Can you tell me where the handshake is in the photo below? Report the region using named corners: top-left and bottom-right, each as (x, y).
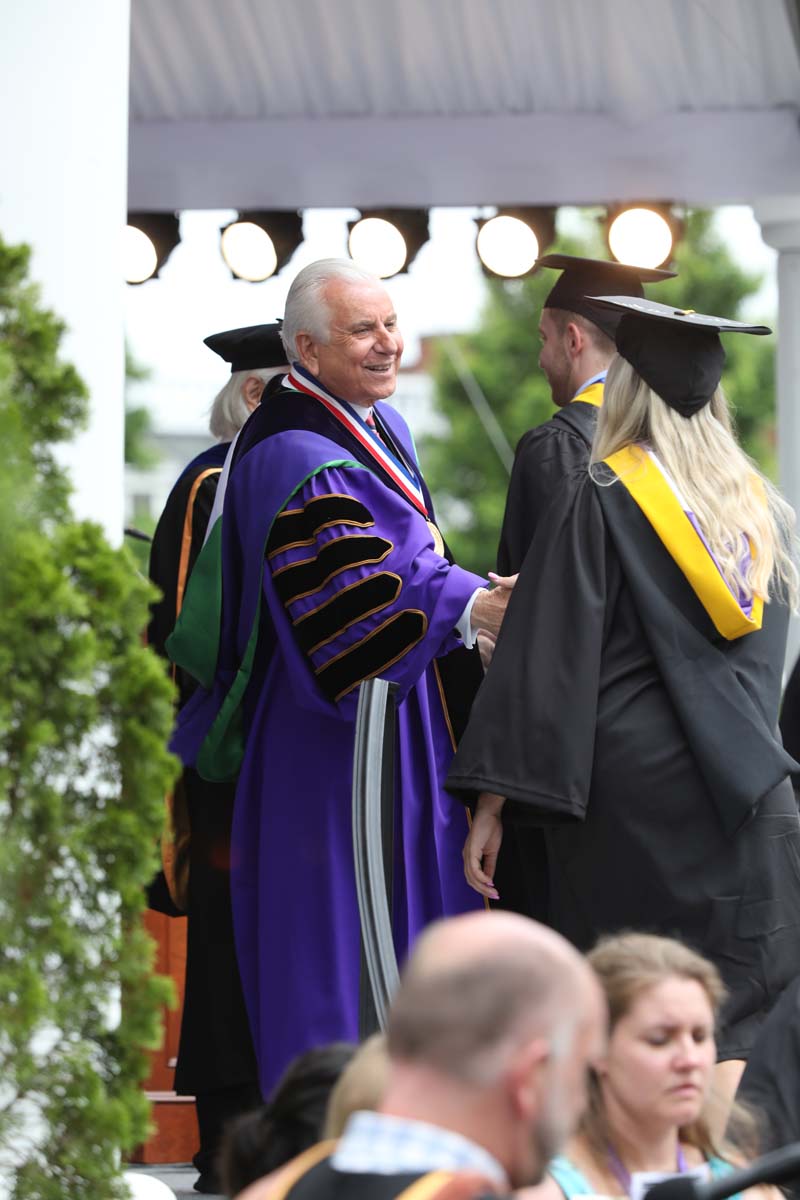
top-left (470, 571), bottom-right (517, 669)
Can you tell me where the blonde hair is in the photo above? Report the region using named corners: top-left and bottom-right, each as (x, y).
top-left (323, 1033), bottom-right (390, 1138)
top-left (591, 355), bottom-right (798, 610)
top-left (581, 933), bottom-right (757, 1162)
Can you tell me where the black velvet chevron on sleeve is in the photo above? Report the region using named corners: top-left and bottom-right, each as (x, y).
top-left (293, 571), bottom-right (402, 654)
top-left (315, 610), bottom-right (428, 702)
top-left (267, 493), bottom-right (374, 560)
top-left (271, 535), bottom-right (394, 605)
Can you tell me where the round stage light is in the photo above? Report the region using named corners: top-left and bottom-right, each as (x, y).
top-left (476, 215), bottom-right (540, 278)
top-left (124, 225), bottom-right (159, 284)
top-left (220, 221), bottom-right (278, 281)
top-left (348, 217), bottom-right (408, 278)
top-left (608, 207), bottom-right (674, 269)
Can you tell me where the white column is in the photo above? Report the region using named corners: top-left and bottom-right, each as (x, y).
top-left (0, 0), bottom-right (131, 543)
top-left (754, 197), bottom-right (800, 671)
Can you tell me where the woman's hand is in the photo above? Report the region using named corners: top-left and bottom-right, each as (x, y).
top-left (463, 792), bottom-right (506, 899)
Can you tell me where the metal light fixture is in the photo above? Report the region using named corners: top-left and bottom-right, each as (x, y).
top-left (220, 211), bottom-right (303, 281)
top-left (125, 213), bottom-right (181, 284)
top-left (475, 207), bottom-right (556, 278)
top-left (347, 209), bottom-right (430, 278)
top-left (606, 204), bottom-right (680, 269)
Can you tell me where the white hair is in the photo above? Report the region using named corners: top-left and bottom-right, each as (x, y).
top-left (281, 258), bottom-right (382, 361)
top-left (208, 365), bottom-right (286, 441)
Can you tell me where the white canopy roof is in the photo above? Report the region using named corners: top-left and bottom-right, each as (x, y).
top-left (129, 0), bottom-right (800, 210)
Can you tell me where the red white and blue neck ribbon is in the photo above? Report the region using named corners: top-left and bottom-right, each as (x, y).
top-left (286, 364), bottom-right (428, 517)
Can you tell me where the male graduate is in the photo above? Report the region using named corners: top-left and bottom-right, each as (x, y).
top-left (496, 255), bottom-right (675, 575)
top-left (168, 259), bottom-right (512, 1098)
top-left (148, 322), bottom-right (287, 1193)
top-left (492, 256), bottom-right (676, 919)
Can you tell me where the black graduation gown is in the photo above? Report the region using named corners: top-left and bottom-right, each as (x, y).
top-left (779, 655), bottom-right (800, 793)
top-left (493, 400), bottom-right (598, 920)
top-left (147, 445), bottom-right (260, 1097)
top-left (496, 401), bottom-right (598, 575)
top-left (448, 467), bottom-right (800, 1059)
top-left (737, 973), bottom-right (800, 1181)
top-left (272, 1151), bottom-right (505, 1200)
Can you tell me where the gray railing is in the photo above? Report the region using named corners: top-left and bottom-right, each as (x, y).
top-left (352, 677), bottom-right (400, 1035)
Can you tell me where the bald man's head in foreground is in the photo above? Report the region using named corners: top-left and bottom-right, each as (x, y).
top-left (383, 912), bottom-right (606, 1189)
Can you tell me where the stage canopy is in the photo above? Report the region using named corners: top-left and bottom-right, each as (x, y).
top-left (128, 0), bottom-right (800, 211)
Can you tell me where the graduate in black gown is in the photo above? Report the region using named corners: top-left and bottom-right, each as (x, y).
top-left (448, 297), bottom-right (800, 1104)
top-left (496, 255), bottom-right (675, 576)
top-left (148, 322), bottom-right (287, 1192)
top-left (493, 256), bottom-right (675, 919)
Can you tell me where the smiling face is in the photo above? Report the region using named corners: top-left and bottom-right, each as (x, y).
top-left (597, 976), bottom-right (716, 1132)
top-left (297, 277), bottom-right (404, 406)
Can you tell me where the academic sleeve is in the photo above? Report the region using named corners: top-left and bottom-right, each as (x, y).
top-left (448, 469), bottom-right (607, 821)
top-left (497, 422), bottom-right (595, 574)
top-left (265, 464), bottom-right (486, 710)
top-left (148, 467), bottom-right (221, 679)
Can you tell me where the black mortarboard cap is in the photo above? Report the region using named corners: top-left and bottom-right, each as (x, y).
top-left (203, 322), bottom-right (287, 373)
top-left (586, 295), bottom-right (771, 417)
top-left (539, 254), bottom-right (676, 337)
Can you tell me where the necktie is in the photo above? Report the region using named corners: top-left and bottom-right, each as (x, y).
top-left (365, 410), bottom-right (383, 443)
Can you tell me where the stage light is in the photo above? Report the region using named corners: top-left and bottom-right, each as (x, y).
top-left (220, 211), bottom-right (303, 281)
top-left (347, 209), bottom-right (430, 277)
top-left (125, 213), bottom-right (181, 284)
top-left (607, 205), bottom-right (676, 269)
top-left (475, 207), bottom-right (556, 278)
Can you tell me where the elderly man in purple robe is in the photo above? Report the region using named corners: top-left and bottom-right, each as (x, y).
top-left (168, 259), bottom-right (513, 1097)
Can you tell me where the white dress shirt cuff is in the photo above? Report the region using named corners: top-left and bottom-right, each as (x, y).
top-left (456, 588), bottom-right (484, 648)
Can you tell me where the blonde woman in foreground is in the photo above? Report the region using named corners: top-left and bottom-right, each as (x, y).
top-left (526, 933), bottom-right (776, 1200)
top-left (449, 297), bottom-right (800, 1116)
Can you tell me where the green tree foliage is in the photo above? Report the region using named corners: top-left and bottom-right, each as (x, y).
top-left (422, 211), bottom-right (775, 574)
top-left (0, 237), bottom-right (178, 1198)
top-left (124, 346), bottom-right (160, 470)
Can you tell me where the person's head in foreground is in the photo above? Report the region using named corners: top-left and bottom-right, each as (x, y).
top-left (588, 296), bottom-right (797, 611)
top-left (219, 1042), bottom-right (356, 1197)
top-left (532, 932), bottom-right (762, 1200)
top-left (380, 910), bottom-right (606, 1190)
top-left (280, 258), bottom-right (403, 407)
top-left (323, 1033), bottom-right (390, 1139)
top-left (536, 255), bottom-right (675, 408)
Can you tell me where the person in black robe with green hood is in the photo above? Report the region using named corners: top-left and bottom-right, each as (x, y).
top-left (447, 296), bottom-right (800, 1107)
top-left (148, 322), bottom-right (287, 1192)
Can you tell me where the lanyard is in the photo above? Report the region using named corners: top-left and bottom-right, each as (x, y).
top-left (607, 1144), bottom-right (688, 1197)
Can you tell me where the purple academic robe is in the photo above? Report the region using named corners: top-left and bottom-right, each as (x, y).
top-left (172, 397), bottom-right (484, 1095)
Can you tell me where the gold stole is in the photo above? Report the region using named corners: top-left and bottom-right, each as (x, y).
top-left (572, 380), bottom-right (604, 408)
top-left (604, 445), bottom-right (763, 640)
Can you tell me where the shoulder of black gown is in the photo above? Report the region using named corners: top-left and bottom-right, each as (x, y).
top-left (497, 411), bottom-right (595, 574)
top-left (453, 468), bottom-right (607, 821)
top-left (147, 455), bottom-right (226, 658)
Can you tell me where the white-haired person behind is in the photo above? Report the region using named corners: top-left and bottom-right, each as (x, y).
top-left (147, 321), bottom-right (288, 1194)
top-left (449, 296), bottom-right (800, 1122)
top-left (206, 323), bottom-right (289, 441)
